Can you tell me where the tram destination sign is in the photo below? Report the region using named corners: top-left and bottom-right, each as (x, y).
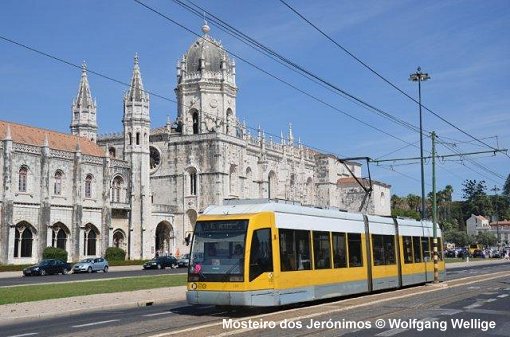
top-left (197, 220), bottom-right (247, 232)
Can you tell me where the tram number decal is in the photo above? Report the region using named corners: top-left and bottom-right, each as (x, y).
top-left (191, 282), bottom-right (207, 290)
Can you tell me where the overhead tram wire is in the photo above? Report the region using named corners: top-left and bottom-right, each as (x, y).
top-left (0, 34), bottom-right (432, 188)
top-left (170, 0), bottom-right (422, 134)
top-left (0, 33), bottom-right (357, 165)
top-left (169, 0), bottom-right (509, 182)
top-left (279, 0), bottom-right (503, 154)
top-left (133, 0), bottom-right (421, 149)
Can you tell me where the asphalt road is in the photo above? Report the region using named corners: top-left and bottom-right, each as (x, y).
top-left (0, 267), bottom-right (186, 287)
top-left (1, 263), bottom-right (509, 337)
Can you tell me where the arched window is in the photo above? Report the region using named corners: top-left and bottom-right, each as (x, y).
top-left (84, 224), bottom-right (99, 256)
top-left (306, 177), bottom-right (314, 205)
top-left (113, 229), bottom-right (126, 249)
top-left (188, 168), bottom-right (198, 196)
top-left (54, 170), bottom-right (63, 195)
top-left (18, 166), bottom-right (28, 192)
top-left (128, 132), bottom-right (132, 145)
top-left (52, 223), bottom-right (69, 250)
top-left (268, 171), bottom-right (277, 199)
top-left (14, 222), bottom-right (34, 258)
top-left (226, 108), bottom-right (233, 134)
top-left (245, 167), bottom-right (252, 198)
top-left (136, 132), bottom-right (140, 145)
top-left (111, 176), bottom-right (123, 203)
top-left (229, 164), bottom-right (237, 196)
top-left (192, 111), bottom-right (199, 134)
top-left (85, 174), bottom-right (93, 198)
top-left (108, 147), bottom-right (116, 158)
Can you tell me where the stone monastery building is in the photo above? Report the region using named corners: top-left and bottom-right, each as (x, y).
top-left (0, 24), bottom-right (391, 265)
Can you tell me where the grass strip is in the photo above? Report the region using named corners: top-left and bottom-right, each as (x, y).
top-left (0, 274), bottom-right (187, 305)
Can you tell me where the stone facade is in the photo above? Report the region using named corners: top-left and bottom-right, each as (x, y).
top-left (0, 23), bottom-right (391, 264)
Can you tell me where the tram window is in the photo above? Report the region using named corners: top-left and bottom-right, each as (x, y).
top-left (279, 229), bottom-right (311, 271)
top-left (421, 237), bottom-right (430, 261)
top-left (313, 231), bottom-right (331, 269)
top-left (249, 228), bottom-right (273, 281)
top-left (347, 233), bottom-right (363, 267)
top-left (372, 234), bottom-right (396, 266)
top-left (403, 236), bottom-right (413, 264)
top-left (413, 236), bottom-right (422, 263)
top-left (332, 232), bottom-right (347, 268)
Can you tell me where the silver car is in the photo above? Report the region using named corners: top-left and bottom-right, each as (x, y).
top-left (73, 257), bottom-right (109, 273)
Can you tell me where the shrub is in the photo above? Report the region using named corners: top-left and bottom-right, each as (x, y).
top-left (105, 247), bottom-right (126, 261)
top-left (42, 247), bottom-right (68, 262)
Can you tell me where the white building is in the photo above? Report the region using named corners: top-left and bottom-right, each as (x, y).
top-left (466, 214), bottom-right (490, 236)
top-left (0, 23), bottom-right (391, 265)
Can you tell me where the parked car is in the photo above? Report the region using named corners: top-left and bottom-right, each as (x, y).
top-left (73, 258), bottom-right (109, 273)
top-left (472, 249), bottom-right (485, 258)
top-left (143, 256), bottom-right (178, 269)
top-left (491, 250), bottom-right (501, 258)
top-left (445, 250), bottom-right (456, 258)
top-left (177, 254), bottom-right (190, 268)
top-left (23, 259), bottom-right (71, 276)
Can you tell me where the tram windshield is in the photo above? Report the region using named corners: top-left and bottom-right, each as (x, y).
top-left (189, 220), bottom-right (248, 282)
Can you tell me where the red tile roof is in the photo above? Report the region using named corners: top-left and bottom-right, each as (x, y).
top-left (0, 120), bottom-right (105, 157)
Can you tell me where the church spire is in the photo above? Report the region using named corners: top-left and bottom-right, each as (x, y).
top-left (126, 53), bottom-right (148, 102)
top-left (70, 62), bottom-right (98, 142)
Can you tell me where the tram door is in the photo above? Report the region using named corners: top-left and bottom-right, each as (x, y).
top-left (248, 228), bottom-right (274, 289)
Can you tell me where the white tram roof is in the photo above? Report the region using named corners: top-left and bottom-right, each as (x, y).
top-left (202, 200), bottom-right (440, 237)
top-left (203, 199), bottom-right (365, 221)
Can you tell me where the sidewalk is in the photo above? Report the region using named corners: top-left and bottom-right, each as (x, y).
top-left (446, 258), bottom-right (509, 269)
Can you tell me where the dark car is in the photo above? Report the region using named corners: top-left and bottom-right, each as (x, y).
top-left (445, 250), bottom-right (456, 258)
top-left (472, 249), bottom-right (485, 258)
top-left (23, 259), bottom-right (71, 276)
top-left (143, 256), bottom-right (178, 270)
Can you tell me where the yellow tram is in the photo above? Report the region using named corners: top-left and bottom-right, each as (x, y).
top-left (186, 200), bottom-right (444, 307)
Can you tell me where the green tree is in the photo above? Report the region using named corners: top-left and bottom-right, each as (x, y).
top-left (475, 231), bottom-right (497, 247)
top-left (503, 173), bottom-right (510, 197)
top-left (443, 229), bottom-right (474, 247)
top-left (462, 179), bottom-right (492, 217)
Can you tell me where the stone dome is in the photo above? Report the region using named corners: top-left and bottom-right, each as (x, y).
top-left (183, 24), bottom-right (234, 74)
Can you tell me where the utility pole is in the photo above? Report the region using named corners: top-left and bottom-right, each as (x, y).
top-left (431, 131), bottom-right (439, 283)
top-left (409, 67), bottom-right (430, 220)
top-left (491, 185), bottom-right (500, 248)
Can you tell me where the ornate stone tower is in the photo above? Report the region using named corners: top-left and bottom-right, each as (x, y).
top-left (70, 63), bottom-right (98, 142)
top-left (123, 54), bottom-right (151, 259)
top-left (175, 22), bottom-right (238, 136)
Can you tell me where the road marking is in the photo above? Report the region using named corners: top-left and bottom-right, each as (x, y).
top-left (149, 271), bottom-right (510, 337)
top-left (486, 298), bottom-right (497, 302)
top-left (497, 294), bottom-right (509, 298)
top-left (464, 303), bottom-right (482, 309)
top-left (143, 311), bottom-right (174, 317)
top-left (467, 286), bottom-right (480, 289)
top-left (435, 309), bottom-right (462, 316)
top-left (72, 319), bottom-right (120, 328)
top-left (376, 328), bottom-right (407, 336)
top-left (6, 333), bottom-right (39, 337)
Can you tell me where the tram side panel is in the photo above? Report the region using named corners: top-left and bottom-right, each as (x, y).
top-left (366, 215), bottom-right (400, 291)
top-left (272, 212), bottom-right (369, 305)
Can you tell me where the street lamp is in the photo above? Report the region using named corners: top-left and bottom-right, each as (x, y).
top-left (409, 67), bottom-right (430, 220)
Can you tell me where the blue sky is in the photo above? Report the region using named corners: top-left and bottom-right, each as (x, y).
top-left (1, 0), bottom-right (509, 200)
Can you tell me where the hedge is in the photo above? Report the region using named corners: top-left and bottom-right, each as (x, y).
top-left (42, 247), bottom-right (68, 261)
top-left (105, 247), bottom-right (126, 261)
